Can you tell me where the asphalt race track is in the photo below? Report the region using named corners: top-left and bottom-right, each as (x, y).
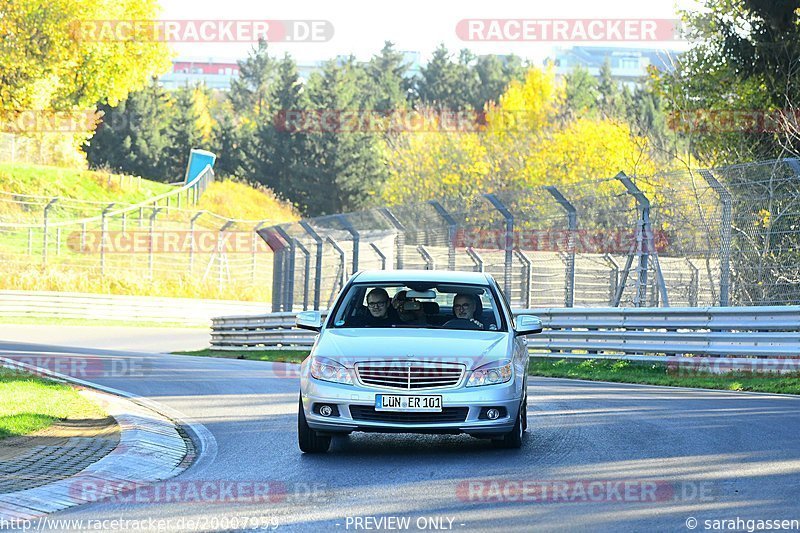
top-left (2, 333), bottom-right (800, 532)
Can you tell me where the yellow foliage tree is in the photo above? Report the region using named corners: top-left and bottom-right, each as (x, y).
top-left (382, 66), bottom-right (659, 209)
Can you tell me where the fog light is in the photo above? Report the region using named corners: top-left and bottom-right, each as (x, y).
top-left (319, 405), bottom-right (333, 417)
top-left (486, 408), bottom-right (501, 420)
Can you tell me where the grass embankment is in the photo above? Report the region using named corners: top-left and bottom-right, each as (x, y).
top-left (0, 164), bottom-right (297, 301)
top-left (529, 357), bottom-right (800, 395)
top-left (0, 163), bottom-right (172, 219)
top-left (172, 348), bottom-right (310, 363)
top-left (196, 180), bottom-right (297, 222)
top-left (172, 349), bottom-right (800, 395)
top-left (0, 368), bottom-right (104, 439)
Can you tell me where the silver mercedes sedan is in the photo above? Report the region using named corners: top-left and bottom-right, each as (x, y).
top-left (295, 270), bottom-right (542, 453)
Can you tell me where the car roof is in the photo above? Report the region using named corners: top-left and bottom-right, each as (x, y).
top-left (352, 270), bottom-right (494, 285)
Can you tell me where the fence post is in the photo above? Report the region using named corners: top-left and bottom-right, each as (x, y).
top-left (189, 211), bottom-right (204, 274)
top-left (614, 172), bottom-right (669, 307)
top-left (27, 228), bottom-right (32, 255)
top-left (337, 214), bottom-right (359, 275)
top-left (416, 245), bottom-right (435, 270)
top-left (294, 238), bottom-right (311, 310)
top-left (274, 226), bottom-right (296, 312)
top-left (370, 243), bottom-right (387, 270)
top-left (258, 227), bottom-right (289, 312)
top-left (484, 194), bottom-right (515, 299)
top-left (100, 203), bottom-right (115, 276)
top-left (56, 227), bottom-right (61, 256)
top-left (686, 257), bottom-right (699, 307)
top-left (378, 207), bottom-right (406, 269)
top-left (299, 221), bottom-right (324, 310)
top-left (466, 246), bottom-right (484, 272)
top-left (326, 236), bottom-right (347, 307)
top-left (42, 198), bottom-right (58, 265)
top-left (513, 247), bottom-right (532, 308)
top-left (699, 169), bottom-right (732, 306)
top-left (603, 253), bottom-right (620, 306)
top-left (148, 207), bottom-right (162, 279)
top-left (215, 221), bottom-right (235, 292)
top-left (428, 201), bottom-right (457, 271)
top-left (544, 186), bottom-right (577, 307)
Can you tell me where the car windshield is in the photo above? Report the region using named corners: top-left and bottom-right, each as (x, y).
top-left (329, 283), bottom-right (506, 332)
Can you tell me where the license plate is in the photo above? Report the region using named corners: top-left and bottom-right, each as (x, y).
top-left (375, 394), bottom-right (442, 412)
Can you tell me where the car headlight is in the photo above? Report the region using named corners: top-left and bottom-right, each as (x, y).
top-left (466, 359), bottom-right (513, 387)
top-left (310, 356), bottom-right (353, 385)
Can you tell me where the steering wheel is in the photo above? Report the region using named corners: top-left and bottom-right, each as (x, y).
top-left (442, 318), bottom-right (484, 330)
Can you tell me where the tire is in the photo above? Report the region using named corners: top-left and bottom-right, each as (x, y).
top-left (493, 399), bottom-right (525, 449)
top-left (297, 396), bottom-right (331, 453)
top-left (521, 394), bottom-right (528, 431)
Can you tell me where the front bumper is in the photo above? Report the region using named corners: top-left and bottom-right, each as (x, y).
top-left (300, 376), bottom-right (522, 437)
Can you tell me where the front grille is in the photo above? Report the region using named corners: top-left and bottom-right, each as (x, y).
top-left (355, 361), bottom-right (465, 390)
top-left (349, 406), bottom-right (469, 424)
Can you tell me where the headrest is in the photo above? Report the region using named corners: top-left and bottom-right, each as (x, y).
top-left (422, 302), bottom-right (440, 314)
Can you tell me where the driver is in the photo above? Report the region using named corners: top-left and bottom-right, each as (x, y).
top-left (449, 293), bottom-right (485, 330)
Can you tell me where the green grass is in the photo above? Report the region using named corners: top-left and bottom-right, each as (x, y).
top-left (0, 163), bottom-right (172, 206)
top-left (0, 368), bottom-right (105, 439)
top-left (529, 357), bottom-right (800, 395)
top-left (0, 316), bottom-right (207, 328)
top-left (172, 350), bottom-right (800, 395)
top-left (173, 348), bottom-right (310, 363)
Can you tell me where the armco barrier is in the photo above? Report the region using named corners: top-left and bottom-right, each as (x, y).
top-left (0, 290), bottom-right (268, 325)
top-left (211, 306), bottom-right (800, 360)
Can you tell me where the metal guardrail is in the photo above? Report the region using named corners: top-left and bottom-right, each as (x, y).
top-left (0, 290), bottom-right (268, 325)
top-left (210, 306), bottom-right (800, 360)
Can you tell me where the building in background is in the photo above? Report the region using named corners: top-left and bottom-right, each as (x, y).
top-left (161, 51), bottom-right (423, 90)
top-left (550, 46), bottom-right (682, 87)
top-left (160, 58), bottom-right (242, 90)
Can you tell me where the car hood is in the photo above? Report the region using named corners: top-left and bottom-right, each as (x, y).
top-left (313, 328), bottom-right (510, 370)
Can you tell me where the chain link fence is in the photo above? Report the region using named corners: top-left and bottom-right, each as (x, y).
top-left (1, 158), bottom-right (797, 308)
top-left (261, 158), bottom-right (800, 311)
top-left (0, 167), bottom-right (279, 301)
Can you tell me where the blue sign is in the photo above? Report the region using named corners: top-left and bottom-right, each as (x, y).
top-left (184, 149), bottom-right (216, 185)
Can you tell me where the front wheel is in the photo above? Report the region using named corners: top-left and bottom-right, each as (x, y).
top-left (298, 396), bottom-right (331, 453)
top-left (493, 399), bottom-right (525, 449)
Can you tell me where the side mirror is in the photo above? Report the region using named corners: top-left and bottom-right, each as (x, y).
top-left (296, 311), bottom-right (323, 332)
top-left (515, 315), bottom-right (543, 336)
